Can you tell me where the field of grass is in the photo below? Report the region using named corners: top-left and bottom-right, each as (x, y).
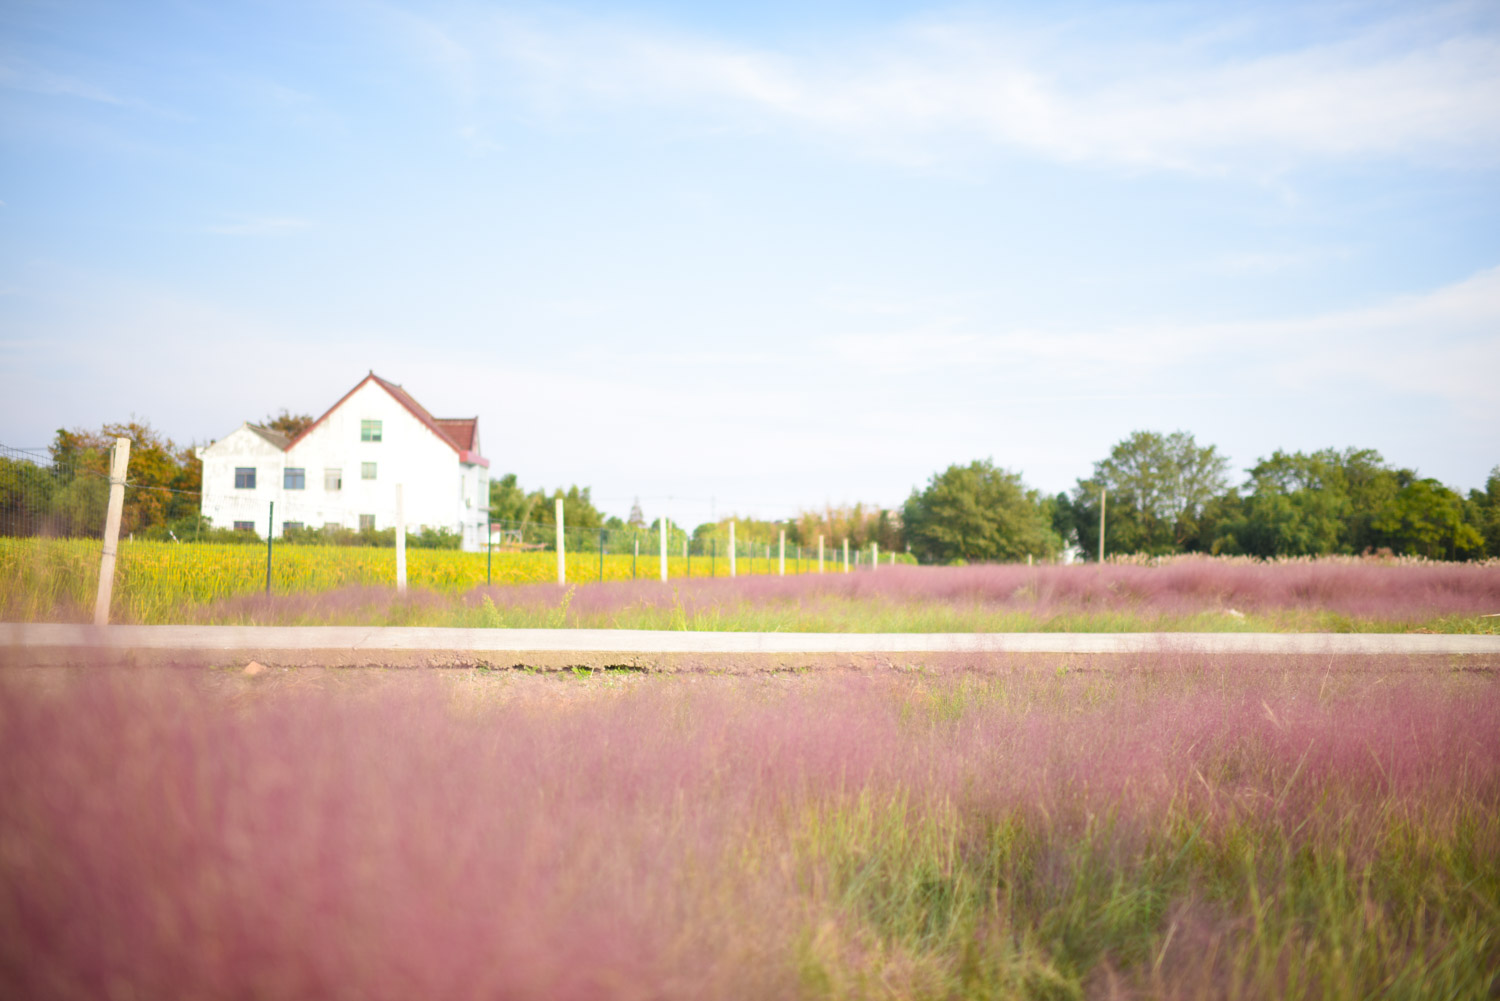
top-left (3, 539), bottom-right (1497, 631)
top-left (3, 655), bottom-right (1496, 999)
top-left (181, 559), bottom-right (1499, 633)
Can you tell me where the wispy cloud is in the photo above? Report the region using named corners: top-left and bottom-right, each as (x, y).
top-left (824, 264), bottom-right (1500, 420)
top-left (204, 217), bottom-right (313, 236)
top-left (386, 4), bottom-right (1500, 173)
top-left (0, 58), bottom-right (184, 119)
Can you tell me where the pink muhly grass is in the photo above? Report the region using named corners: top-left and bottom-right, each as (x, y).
top-left (1, 655), bottom-right (1496, 998)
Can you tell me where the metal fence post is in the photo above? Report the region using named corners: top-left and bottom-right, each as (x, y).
top-left (779, 529), bottom-right (785, 576)
top-left (92, 437), bottom-right (130, 626)
top-left (487, 525), bottom-right (492, 586)
top-left (598, 528), bottom-right (604, 582)
top-left (729, 521), bottom-right (736, 577)
top-left (659, 518), bottom-right (668, 582)
top-left (633, 532), bottom-right (638, 580)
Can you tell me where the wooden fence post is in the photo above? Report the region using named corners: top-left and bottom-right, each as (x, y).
top-left (395, 484), bottom-right (407, 593)
top-left (92, 437), bottom-right (130, 626)
top-left (556, 497), bottom-right (566, 585)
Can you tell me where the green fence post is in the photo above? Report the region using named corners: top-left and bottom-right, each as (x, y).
top-left (599, 529), bottom-right (605, 582)
top-left (711, 539), bottom-right (716, 577)
top-left (486, 525), bottom-right (492, 586)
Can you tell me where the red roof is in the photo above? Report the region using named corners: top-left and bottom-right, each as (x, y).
top-left (435, 418), bottom-right (477, 451)
top-left (283, 373), bottom-right (487, 465)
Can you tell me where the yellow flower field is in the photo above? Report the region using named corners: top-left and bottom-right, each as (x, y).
top-left (0, 537), bottom-right (838, 623)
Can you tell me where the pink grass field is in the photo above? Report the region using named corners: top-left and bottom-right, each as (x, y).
top-left (2, 654), bottom-right (1497, 998)
top-left (189, 557), bottom-right (1500, 629)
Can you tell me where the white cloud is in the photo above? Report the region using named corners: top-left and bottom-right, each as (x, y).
top-left (389, 5), bottom-right (1500, 173)
top-left (823, 265), bottom-right (1500, 421)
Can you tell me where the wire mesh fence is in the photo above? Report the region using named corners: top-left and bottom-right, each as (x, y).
top-left (2, 441), bottom-right (900, 624)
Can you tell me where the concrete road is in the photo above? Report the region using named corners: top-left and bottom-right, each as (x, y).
top-left (4, 623), bottom-right (1498, 657)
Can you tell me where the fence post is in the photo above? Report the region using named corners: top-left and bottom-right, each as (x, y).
top-left (92, 437), bottom-right (131, 626)
top-left (843, 537), bottom-right (849, 573)
top-left (712, 539), bottom-right (716, 577)
top-left (486, 524), bottom-right (492, 586)
top-left (266, 500), bottom-right (274, 598)
top-left (729, 521), bottom-right (736, 577)
top-left (872, 542), bottom-right (878, 571)
top-left (599, 528), bottom-right (605, 582)
top-left (659, 518), bottom-right (668, 582)
top-left (556, 497), bottom-right (566, 585)
top-left (395, 484), bottom-right (407, 593)
top-left (633, 533), bottom-right (638, 580)
top-left (779, 529), bottom-right (785, 576)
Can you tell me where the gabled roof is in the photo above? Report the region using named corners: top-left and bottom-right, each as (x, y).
top-left (283, 373), bottom-right (487, 466)
top-left (246, 424), bottom-right (291, 449)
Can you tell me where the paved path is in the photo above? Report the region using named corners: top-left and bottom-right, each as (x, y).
top-left (4, 623), bottom-right (1497, 656)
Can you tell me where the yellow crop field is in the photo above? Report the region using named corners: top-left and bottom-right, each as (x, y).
top-left (0, 537), bottom-right (836, 623)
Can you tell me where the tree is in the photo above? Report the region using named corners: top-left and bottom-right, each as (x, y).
top-left (261, 409), bottom-right (316, 438)
top-left (902, 460), bottom-right (1060, 564)
top-left (488, 473), bottom-right (536, 525)
top-left (1371, 478), bottom-right (1483, 560)
top-left (43, 422), bottom-right (199, 535)
top-left (1466, 466), bottom-right (1500, 558)
top-left (1073, 430), bottom-right (1229, 557)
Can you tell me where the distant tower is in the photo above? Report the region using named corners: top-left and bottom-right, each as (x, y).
top-left (628, 496), bottom-right (646, 529)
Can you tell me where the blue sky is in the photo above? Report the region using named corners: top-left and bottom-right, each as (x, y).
top-left (3, 0), bottom-right (1498, 529)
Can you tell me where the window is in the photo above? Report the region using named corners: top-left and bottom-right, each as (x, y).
top-left (359, 514), bottom-right (376, 531)
top-left (324, 468), bottom-right (342, 491)
top-left (234, 467), bottom-right (256, 489)
top-left (283, 521), bottom-right (304, 533)
top-left (323, 522), bottom-right (341, 532)
top-left (361, 419), bottom-right (382, 442)
top-left (284, 467), bottom-right (305, 490)
top-left (233, 520), bottom-right (255, 532)
top-left (362, 461), bottom-right (377, 480)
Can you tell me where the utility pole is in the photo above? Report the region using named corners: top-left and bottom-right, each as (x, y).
top-left (1098, 486), bottom-right (1107, 564)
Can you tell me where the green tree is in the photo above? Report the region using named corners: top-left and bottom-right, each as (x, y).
top-left (1466, 466), bottom-right (1500, 557)
top-left (902, 460), bottom-right (1059, 564)
top-left (1073, 430), bottom-right (1229, 557)
top-left (1371, 478), bottom-right (1483, 560)
top-left (488, 473), bottom-right (536, 525)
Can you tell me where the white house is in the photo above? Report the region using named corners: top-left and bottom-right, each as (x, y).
top-left (198, 373), bottom-right (490, 551)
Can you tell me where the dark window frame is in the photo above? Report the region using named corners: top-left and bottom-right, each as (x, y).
top-left (234, 467), bottom-right (256, 489)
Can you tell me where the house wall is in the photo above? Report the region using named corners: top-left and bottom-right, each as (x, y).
top-left (198, 426), bottom-right (288, 534)
top-left (200, 381), bottom-right (491, 551)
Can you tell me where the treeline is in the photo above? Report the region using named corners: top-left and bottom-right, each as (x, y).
top-left (906, 432), bottom-right (1499, 564)
top-left (1056, 432), bottom-right (1497, 562)
top-left (491, 430), bottom-right (1499, 565)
